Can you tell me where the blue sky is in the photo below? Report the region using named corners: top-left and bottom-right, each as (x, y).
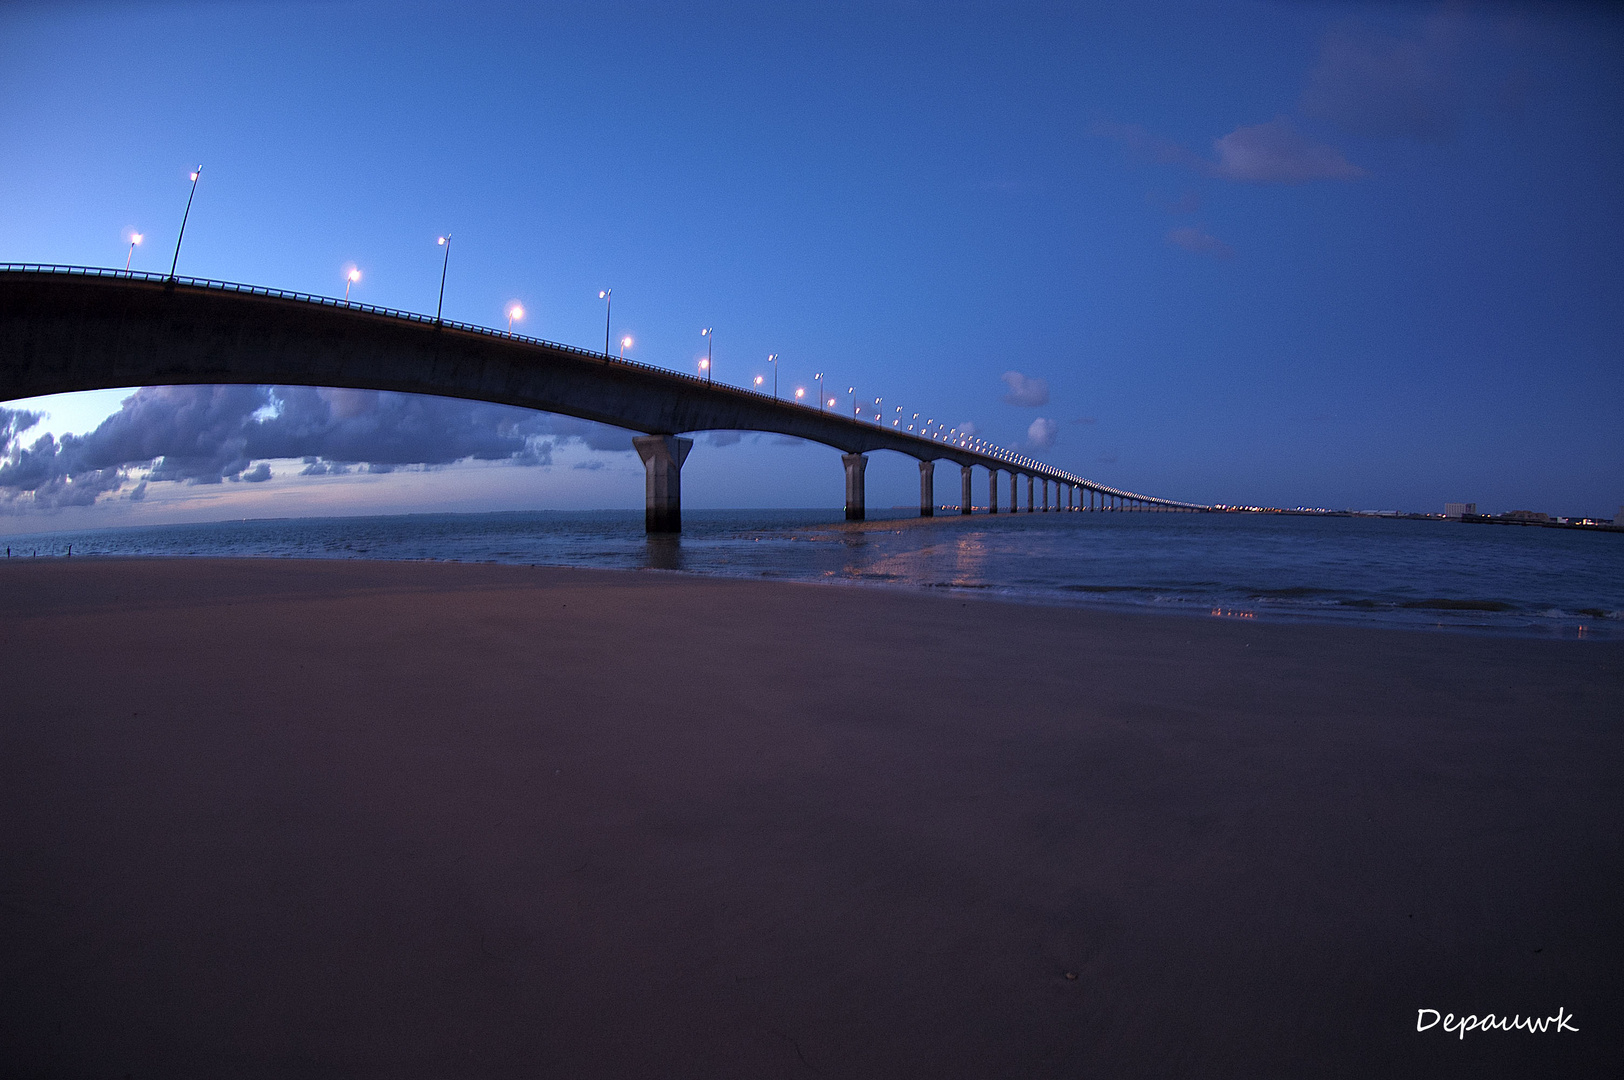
top-left (2, 0), bottom-right (1621, 530)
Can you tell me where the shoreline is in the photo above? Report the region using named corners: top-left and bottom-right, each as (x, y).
top-left (3, 557), bottom-right (1620, 1077)
top-left (2, 546), bottom-right (1618, 641)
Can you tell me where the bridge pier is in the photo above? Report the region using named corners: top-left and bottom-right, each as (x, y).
top-left (633, 434), bottom-right (693, 534)
top-left (1027, 475), bottom-right (1035, 513)
top-left (843, 453), bottom-right (868, 521)
top-left (1008, 472), bottom-right (1018, 514)
top-left (960, 465), bottom-right (973, 514)
top-left (918, 459), bottom-right (934, 517)
top-left (1042, 479), bottom-right (1050, 512)
top-left (987, 466), bottom-right (998, 513)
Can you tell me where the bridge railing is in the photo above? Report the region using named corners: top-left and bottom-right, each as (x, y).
top-left (1, 263), bottom-right (1210, 509)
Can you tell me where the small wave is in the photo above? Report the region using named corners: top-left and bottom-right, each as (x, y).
top-left (1400, 598), bottom-right (1516, 612)
top-left (1248, 586), bottom-right (1330, 599)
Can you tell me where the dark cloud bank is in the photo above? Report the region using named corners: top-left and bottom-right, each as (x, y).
top-left (0, 386), bottom-right (636, 510)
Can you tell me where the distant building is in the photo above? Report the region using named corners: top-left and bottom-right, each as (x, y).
top-left (1502, 510), bottom-right (1549, 522)
top-left (1444, 502), bottom-right (1476, 518)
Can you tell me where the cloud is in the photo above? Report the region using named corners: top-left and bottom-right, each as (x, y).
top-left (1095, 117), bottom-right (1364, 184)
top-left (1001, 371), bottom-right (1050, 407)
top-left (0, 385), bottom-right (643, 512)
top-left (955, 421), bottom-right (979, 437)
top-left (1209, 118), bottom-right (1366, 183)
top-left (1166, 226), bottom-right (1234, 259)
top-left (1027, 417), bottom-right (1058, 449)
top-left (706, 430), bottom-right (744, 447)
top-left (1301, 26), bottom-right (1459, 140)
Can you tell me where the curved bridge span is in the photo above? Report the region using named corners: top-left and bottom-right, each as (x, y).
top-left (1, 266), bottom-right (1211, 530)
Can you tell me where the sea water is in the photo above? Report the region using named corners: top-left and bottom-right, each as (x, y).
top-left (5, 509), bottom-right (1621, 638)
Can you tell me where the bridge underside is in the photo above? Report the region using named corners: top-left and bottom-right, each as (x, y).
top-left (0, 270), bottom-right (1205, 531)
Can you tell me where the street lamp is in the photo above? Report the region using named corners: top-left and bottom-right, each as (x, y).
top-left (168, 166), bottom-right (201, 280)
top-left (621, 334), bottom-right (633, 358)
top-left (814, 372), bottom-right (825, 410)
top-left (507, 302), bottom-right (524, 335)
top-left (701, 327), bottom-right (714, 383)
top-left (753, 375), bottom-right (764, 389)
top-left (125, 232), bottom-right (142, 271)
top-left (795, 387), bottom-right (806, 401)
top-left (767, 353), bottom-right (779, 398)
top-left (436, 235), bottom-right (452, 323)
top-left (345, 267), bottom-right (361, 302)
top-left (599, 289), bottom-right (612, 357)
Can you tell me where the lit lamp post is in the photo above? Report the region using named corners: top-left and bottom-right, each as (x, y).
top-left (507, 302), bottom-right (524, 335)
top-left (767, 353), bottom-right (779, 398)
top-left (700, 327), bottom-right (714, 383)
top-left (168, 166), bottom-right (202, 280)
top-left (436, 235), bottom-right (452, 323)
top-left (795, 387), bottom-right (806, 402)
top-left (345, 267), bottom-right (361, 302)
top-left (125, 232), bottom-right (142, 270)
top-left (599, 289), bottom-right (612, 357)
top-left (621, 334), bottom-right (633, 358)
top-left (814, 372), bottom-right (825, 411)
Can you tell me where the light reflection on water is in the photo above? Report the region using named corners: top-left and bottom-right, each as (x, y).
top-left (6, 508), bottom-right (1622, 638)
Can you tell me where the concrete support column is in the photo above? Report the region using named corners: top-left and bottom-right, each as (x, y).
top-left (1026, 475), bottom-right (1035, 513)
top-left (960, 464), bottom-right (973, 514)
top-left (918, 459), bottom-right (934, 517)
top-left (1041, 479), bottom-right (1050, 512)
top-left (987, 467), bottom-right (998, 514)
top-left (1067, 485), bottom-right (1074, 511)
top-left (632, 434), bottom-right (693, 534)
top-left (843, 453), bottom-right (868, 521)
top-left (1009, 472), bottom-right (1019, 513)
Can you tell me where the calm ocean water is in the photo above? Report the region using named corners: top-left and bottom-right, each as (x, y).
top-left (5, 509), bottom-right (1621, 638)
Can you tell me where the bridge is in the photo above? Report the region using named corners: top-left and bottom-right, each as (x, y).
top-left (0, 265), bottom-right (1211, 531)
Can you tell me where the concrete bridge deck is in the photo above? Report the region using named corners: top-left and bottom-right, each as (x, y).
top-left (0, 266), bottom-right (1211, 529)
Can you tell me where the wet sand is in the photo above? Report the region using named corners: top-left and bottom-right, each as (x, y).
top-left (1, 558), bottom-right (1619, 1078)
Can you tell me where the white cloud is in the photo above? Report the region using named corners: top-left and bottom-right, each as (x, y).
top-left (1027, 417), bottom-right (1058, 449)
top-left (1096, 117), bottom-right (1365, 184)
top-left (1001, 371), bottom-right (1050, 407)
top-left (1210, 118), bottom-right (1366, 183)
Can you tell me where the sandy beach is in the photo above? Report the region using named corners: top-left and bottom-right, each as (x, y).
top-left (1, 557), bottom-right (1618, 1078)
